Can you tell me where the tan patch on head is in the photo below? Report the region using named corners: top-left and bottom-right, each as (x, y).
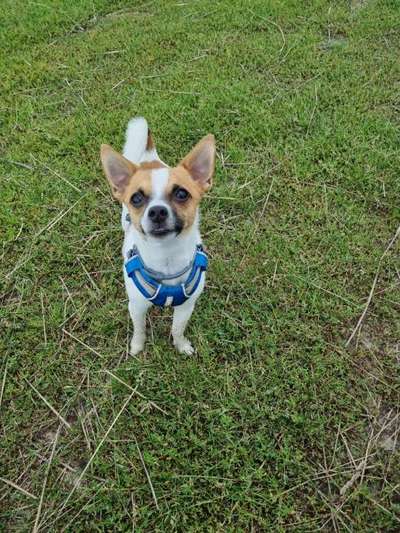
top-left (140, 160), bottom-right (166, 170)
top-left (120, 168), bottom-right (153, 233)
top-left (167, 166), bottom-right (206, 232)
top-left (108, 160), bottom-right (165, 233)
top-left (120, 164), bottom-right (208, 235)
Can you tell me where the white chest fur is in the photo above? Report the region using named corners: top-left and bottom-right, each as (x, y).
top-left (122, 213), bottom-right (202, 286)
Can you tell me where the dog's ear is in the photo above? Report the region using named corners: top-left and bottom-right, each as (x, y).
top-left (180, 134), bottom-right (215, 191)
top-left (100, 144), bottom-right (137, 198)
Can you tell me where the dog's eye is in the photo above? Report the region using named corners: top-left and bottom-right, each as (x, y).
top-left (173, 187), bottom-right (190, 202)
top-left (131, 191), bottom-right (145, 207)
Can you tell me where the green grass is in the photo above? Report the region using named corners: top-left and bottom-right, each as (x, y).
top-left (1, 0), bottom-right (400, 530)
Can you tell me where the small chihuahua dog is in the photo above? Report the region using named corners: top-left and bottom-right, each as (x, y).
top-left (100, 118), bottom-right (215, 355)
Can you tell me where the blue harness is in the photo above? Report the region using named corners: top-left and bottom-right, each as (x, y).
top-left (125, 244), bottom-right (208, 307)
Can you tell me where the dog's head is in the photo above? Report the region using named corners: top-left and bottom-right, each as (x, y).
top-left (100, 133), bottom-right (215, 238)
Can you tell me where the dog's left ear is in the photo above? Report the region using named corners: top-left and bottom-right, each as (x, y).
top-left (100, 144), bottom-right (138, 199)
top-left (180, 134), bottom-right (215, 191)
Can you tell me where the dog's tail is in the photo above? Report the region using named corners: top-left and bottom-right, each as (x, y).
top-left (123, 117), bottom-right (160, 164)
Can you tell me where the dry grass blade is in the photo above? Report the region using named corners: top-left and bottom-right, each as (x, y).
top-left (234, 176), bottom-right (275, 277)
top-left (40, 291), bottom-right (47, 346)
top-left (346, 225), bottom-right (400, 346)
top-left (317, 489), bottom-right (351, 532)
top-left (0, 457), bottom-right (38, 505)
top-left (25, 379), bottom-right (71, 430)
top-left (340, 430), bottom-right (356, 468)
top-left (40, 482), bottom-right (105, 531)
top-left (131, 493), bottom-right (137, 532)
top-left (5, 243), bottom-right (35, 280)
top-left (56, 389), bottom-right (136, 520)
top-left (103, 369), bottom-right (168, 415)
top-left (339, 411), bottom-right (400, 497)
top-left (0, 358), bottom-right (8, 411)
top-left (291, 273), bottom-right (358, 307)
top-left (306, 84), bottom-right (319, 135)
top-left (62, 328), bottom-right (103, 358)
top-left (30, 154), bottom-right (82, 193)
top-left (77, 258), bottom-right (100, 292)
top-left (0, 477), bottom-right (37, 500)
top-left (34, 195), bottom-right (86, 239)
top-left (111, 78), bottom-right (126, 90)
top-left (134, 436), bottom-right (159, 510)
top-left (59, 484), bottom-right (105, 532)
top-left (33, 425), bottom-right (60, 533)
top-left (248, 9), bottom-right (286, 54)
top-left (346, 270), bottom-right (380, 347)
top-left (364, 494), bottom-right (400, 524)
top-left (3, 158), bottom-right (33, 170)
top-left (278, 461), bottom-right (377, 498)
top-left (339, 458), bottom-right (366, 496)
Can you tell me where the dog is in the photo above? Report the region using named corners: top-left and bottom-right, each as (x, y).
top-left (100, 117), bottom-right (215, 355)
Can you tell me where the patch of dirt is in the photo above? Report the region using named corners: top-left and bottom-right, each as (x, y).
top-left (375, 403), bottom-right (400, 452)
top-left (351, 0), bottom-right (369, 11)
top-left (320, 36), bottom-right (348, 51)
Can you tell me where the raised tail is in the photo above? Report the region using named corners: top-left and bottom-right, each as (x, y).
top-left (123, 116), bottom-right (160, 164)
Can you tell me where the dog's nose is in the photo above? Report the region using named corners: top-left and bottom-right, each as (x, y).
top-left (148, 205), bottom-right (169, 223)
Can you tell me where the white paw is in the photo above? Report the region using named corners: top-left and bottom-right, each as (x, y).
top-left (130, 336), bottom-right (145, 356)
top-left (174, 337), bottom-right (194, 355)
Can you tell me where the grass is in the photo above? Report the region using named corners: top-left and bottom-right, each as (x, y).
top-left (1, 0), bottom-right (400, 530)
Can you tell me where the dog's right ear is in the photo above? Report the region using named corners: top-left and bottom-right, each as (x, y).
top-left (180, 134), bottom-right (215, 192)
top-left (100, 144), bottom-right (137, 198)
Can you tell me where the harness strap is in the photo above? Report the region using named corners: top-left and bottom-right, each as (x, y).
top-left (125, 245), bottom-right (208, 307)
top-left (127, 245), bottom-right (196, 281)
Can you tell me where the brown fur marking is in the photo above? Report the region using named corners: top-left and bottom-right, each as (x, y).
top-left (118, 165), bottom-right (208, 234)
top-left (167, 166), bottom-right (206, 231)
top-left (146, 130), bottom-right (155, 151)
top-left (120, 169), bottom-right (153, 233)
top-left (139, 160), bottom-right (166, 170)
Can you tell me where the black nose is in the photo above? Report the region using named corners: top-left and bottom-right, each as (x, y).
top-left (148, 205), bottom-right (169, 223)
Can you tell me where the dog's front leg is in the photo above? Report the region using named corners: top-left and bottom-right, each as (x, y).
top-left (129, 298), bottom-right (151, 355)
top-left (172, 300), bottom-right (196, 355)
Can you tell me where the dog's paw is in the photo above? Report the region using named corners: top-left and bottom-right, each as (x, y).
top-left (130, 336), bottom-right (145, 356)
top-left (174, 337), bottom-right (194, 355)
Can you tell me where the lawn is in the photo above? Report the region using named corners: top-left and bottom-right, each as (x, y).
top-left (1, 0), bottom-right (400, 530)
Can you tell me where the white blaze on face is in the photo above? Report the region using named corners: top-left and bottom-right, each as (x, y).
top-left (150, 168), bottom-right (169, 201)
top-left (141, 167), bottom-right (175, 235)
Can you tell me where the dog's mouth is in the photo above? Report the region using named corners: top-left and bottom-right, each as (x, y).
top-left (150, 227), bottom-right (173, 237)
top-left (143, 212), bottom-right (184, 238)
